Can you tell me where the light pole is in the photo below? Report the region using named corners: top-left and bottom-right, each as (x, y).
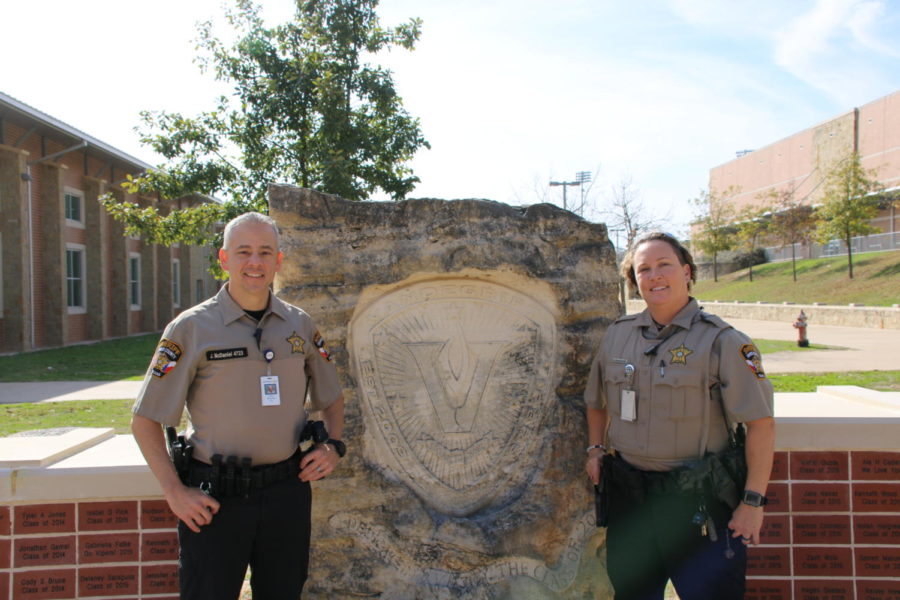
top-left (576, 171), bottom-right (591, 211)
top-left (549, 179), bottom-right (580, 211)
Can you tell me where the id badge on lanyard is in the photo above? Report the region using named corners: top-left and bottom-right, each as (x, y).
top-left (621, 364), bottom-right (636, 421)
top-left (260, 348), bottom-right (281, 406)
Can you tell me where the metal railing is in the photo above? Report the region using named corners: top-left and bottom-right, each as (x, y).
top-left (763, 231), bottom-right (900, 262)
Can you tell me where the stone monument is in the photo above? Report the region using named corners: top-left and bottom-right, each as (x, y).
top-left (270, 186), bottom-right (621, 599)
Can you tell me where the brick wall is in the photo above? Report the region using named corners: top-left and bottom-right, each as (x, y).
top-left (1, 500), bottom-right (179, 599)
top-left (746, 450), bottom-right (900, 600)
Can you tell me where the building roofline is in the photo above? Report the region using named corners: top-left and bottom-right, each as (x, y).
top-left (0, 90), bottom-right (153, 171)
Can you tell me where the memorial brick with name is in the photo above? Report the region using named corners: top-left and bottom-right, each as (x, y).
top-left (270, 186), bottom-right (620, 599)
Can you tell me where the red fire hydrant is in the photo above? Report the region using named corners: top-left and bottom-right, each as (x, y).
top-left (793, 310), bottom-right (809, 347)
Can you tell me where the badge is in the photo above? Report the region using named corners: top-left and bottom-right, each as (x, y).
top-left (740, 344), bottom-right (767, 379)
top-left (621, 390), bottom-right (637, 421)
top-left (313, 331), bottom-right (332, 361)
top-left (260, 375), bottom-right (281, 406)
top-left (286, 332), bottom-right (305, 354)
top-left (151, 338), bottom-right (182, 377)
top-left (669, 343), bottom-right (692, 365)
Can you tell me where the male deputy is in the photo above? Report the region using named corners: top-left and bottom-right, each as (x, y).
top-left (132, 212), bottom-right (345, 600)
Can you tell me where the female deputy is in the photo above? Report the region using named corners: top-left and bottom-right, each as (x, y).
top-left (584, 232), bottom-right (775, 600)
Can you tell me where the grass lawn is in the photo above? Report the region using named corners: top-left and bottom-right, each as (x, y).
top-left (693, 251), bottom-right (900, 306)
top-left (754, 339), bottom-right (841, 354)
top-left (0, 334), bottom-right (157, 382)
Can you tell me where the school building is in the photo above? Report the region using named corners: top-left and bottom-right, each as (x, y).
top-left (708, 89), bottom-right (900, 256)
top-left (0, 91), bottom-right (219, 354)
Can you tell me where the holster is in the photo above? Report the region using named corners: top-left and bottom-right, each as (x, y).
top-left (595, 453), bottom-right (612, 527)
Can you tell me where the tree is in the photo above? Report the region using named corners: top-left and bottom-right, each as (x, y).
top-left (102, 0), bottom-right (429, 247)
top-left (599, 176), bottom-right (668, 252)
top-left (734, 204), bottom-right (770, 282)
top-left (766, 186), bottom-right (817, 282)
top-left (691, 187), bottom-right (737, 282)
top-left (816, 153), bottom-right (883, 279)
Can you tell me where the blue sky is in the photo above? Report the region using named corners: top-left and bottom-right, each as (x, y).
top-left (3, 0), bottom-right (899, 235)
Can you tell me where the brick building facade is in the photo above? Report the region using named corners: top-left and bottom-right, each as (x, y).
top-left (0, 92), bottom-right (219, 354)
top-left (709, 89), bottom-right (900, 237)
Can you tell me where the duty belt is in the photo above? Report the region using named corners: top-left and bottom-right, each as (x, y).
top-left (606, 453), bottom-right (706, 502)
top-left (184, 448), bottom-right (303, 498)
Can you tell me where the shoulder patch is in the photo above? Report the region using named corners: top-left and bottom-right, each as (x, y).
top-left (740, 343), bottom-right (766, 379)
top-left (313, 331), bottom-right (332, 362)
top-left (152, 338), bottom-right (183, 377)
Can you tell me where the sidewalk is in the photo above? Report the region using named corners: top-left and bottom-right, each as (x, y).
top-left (0, 318), bottom-right (898, 405)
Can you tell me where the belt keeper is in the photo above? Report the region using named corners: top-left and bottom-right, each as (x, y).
top-left (210, 454), bottom-right (222, 497)
top-left (225, 456), bottom-right (237, 497)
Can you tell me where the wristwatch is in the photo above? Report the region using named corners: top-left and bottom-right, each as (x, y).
top-left (742, 490), bottom-right (768, 507)
top-left (325, 438), bottom-right (346, 458)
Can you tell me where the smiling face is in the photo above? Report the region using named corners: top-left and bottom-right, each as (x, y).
top-left (218, 220), bottom-right (283, 310)
top-left (633, 239), bottom-right (692, 321)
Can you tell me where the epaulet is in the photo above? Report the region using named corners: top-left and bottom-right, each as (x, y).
top-left (697, 310), bottom-right (732, 331)
top-left (613, 313), bottom-right (639, 324)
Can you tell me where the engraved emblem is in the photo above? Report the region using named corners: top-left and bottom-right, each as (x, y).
top-left (351, 279), bottom-right (557, 516)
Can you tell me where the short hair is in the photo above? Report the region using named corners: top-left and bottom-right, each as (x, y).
top-left (222, 212), bottom-right (279, 250)
top-left (619, 231), bottom-right (697, 296)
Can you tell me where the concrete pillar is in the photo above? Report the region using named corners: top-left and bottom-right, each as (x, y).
top-left (0, 144), bottom-right (33, 352)
top-left (83, 177), bottom-right (108, 340)
top-left (106, 189), bottom-right (129, 338)
top-left (40, 162), bottom-right (67, 347)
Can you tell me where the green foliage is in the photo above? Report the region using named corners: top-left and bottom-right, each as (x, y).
top-left (691, 187), bottom-right (737, 281)
top-left (816, 153), bottom-right (883, 278)
top-left (734, 203), bottom-right (770, 281)
top-left (766, 186), bottom-right (817, 283)
top-left (0, 335), bottom-right (158, 382)
top-left (692, 251), bottom-right (900, 306)
top-left (102, 0), bottom-right (429, 248)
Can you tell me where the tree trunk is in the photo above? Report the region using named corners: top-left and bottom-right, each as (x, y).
top-left (791, 243), bottom-right (797, 282)
top-left (713, 253), bottom-right (719, 282)
top-left (846, 234), bottom-right (854, 279)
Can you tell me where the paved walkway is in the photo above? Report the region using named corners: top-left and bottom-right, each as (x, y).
top-left (0, 319), bottom-right (898, 405)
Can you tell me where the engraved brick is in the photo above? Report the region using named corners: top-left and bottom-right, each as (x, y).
top-left (13, 504), bottom-right (75, 534)
top-left (764, 482), bottom-right (789, 513)
top-left (142, 531), bottom-right (179, 562)
top-left (791, 483), bottom-right (850, 512)
top-left (790, 451), bottom-right (848, 480)
top-left (78, 500), bottom-right (138, 531)
top-left (747, 546), bottom-right (790, 576)
top-left (852, 451), bottom-right (900, 480)
top-left (794, 579), bottom-right (853, 600)
top-left (0, 505), bottom-right (9, 535)
top-left (770, 452), bottom-right (788, 481)
top-left (857, 579), bottom-right (900, 600)
top-left (140, 500), bottom-right (178, 529)
top-left (142, 563), bottom-right (179, 595)
top-left (853, 483), bottom-right (900, 512)
top-left (792, 514), bottom-right (851, 544)
top-left (1, 537), bottom-right (10, 568)
top-left (793, 546), bottom-right (853, 576)
top-left (759, 514), bottom-right (790, 545)
top-left (14, 535), bottom-right (76, 567)
top-left (854, 515), bottom-right (900, 544)
top-left (855, 547), bottom-right (900, 576)
top-left (78, 566), bottom-right (138, 597)
top-left (13, 569), bottom-right (76, 599)
top-left (0, 573), bottom-right (7, 598)
top-left (79, 533), bottom-right (139, 564)
top-left (745, 579), bottom-right (791, 600)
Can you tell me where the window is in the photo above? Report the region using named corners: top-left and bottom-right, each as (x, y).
top-left (172, 259), bottom-right (181, 308)
top-left (129, 254), bottom-right (141, 309)
top-left (195, 279), bottom-right (204, 304)
top-left (64, 188), bottom-right (84, 227)
top-left (66, 244), bottom-right (86, 313)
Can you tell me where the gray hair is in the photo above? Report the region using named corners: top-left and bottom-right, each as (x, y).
top-left (222, 212), bottom-right (280, 250)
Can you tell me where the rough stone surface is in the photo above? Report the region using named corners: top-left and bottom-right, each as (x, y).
top-left (270, 186), bottom-right (621, 599)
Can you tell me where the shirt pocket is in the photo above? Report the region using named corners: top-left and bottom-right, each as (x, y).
top-left (654, 367), bottom-right (703, 421)
top-left (603, 363), bottom-right (633, 418)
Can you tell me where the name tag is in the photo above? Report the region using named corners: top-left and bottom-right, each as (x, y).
top-left (206, 347), bottom-right (248, 361)
top-left (621, 390), bottom-right (636, 422)
top-left (260, 375), bottom-right (281, 406)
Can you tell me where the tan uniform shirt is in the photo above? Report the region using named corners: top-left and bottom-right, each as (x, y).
top-left (134, 285), bottom-right (342, 465)
top-left (585, 298), bottom-right (774, 471)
